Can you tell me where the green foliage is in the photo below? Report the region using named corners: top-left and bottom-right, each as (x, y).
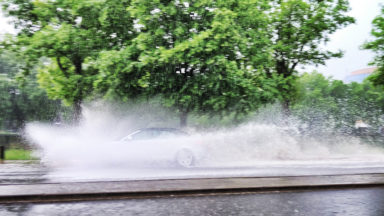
top-left (5, 149), bottom-right (36, 160)
top-left (292, 72), bottom-right (384, 134)
top-left (0, 0), bottom-right (134, 121)
top-left (363, 5), bottom-right (384, 87)
top-left (0, 53), bottom-right (60, 130)
top-left (95, 0), bottom-right (278, 126)
top-left (267, 0), bottom-right (355, 107)
top-left (0, 0), bottom-right (358, 127)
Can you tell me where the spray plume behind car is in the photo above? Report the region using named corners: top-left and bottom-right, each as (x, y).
top-left (24, 103), bottom-right (384, 181)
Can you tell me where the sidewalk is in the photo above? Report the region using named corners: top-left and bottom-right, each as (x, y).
top-left (1, 173), bottom-right (384, 203)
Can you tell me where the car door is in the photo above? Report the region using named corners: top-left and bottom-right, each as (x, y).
top-left (122, 130), bottom-right (175, 162)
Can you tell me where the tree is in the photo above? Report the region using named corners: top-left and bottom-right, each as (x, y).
top-left (95, 0), bottom-right (279, 127)
top-left (363, 5), bottom-right (384, 87)
top-left (0, 52), bottom-right (60, 130)
top-left (267, 0), bottom-right (355, 113)
top-left (292, 72), bottom-right (384, 135)
top-left (0, 0), bottom-right (134, 122)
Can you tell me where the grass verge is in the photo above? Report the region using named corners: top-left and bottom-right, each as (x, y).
top-left (4, 149), bottom-right (37, 160)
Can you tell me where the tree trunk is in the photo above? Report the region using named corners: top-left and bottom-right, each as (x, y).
top-left (282, 99), bottom-right (291, 117)
top-left (276, 60), bottom-right (293, 116)
top-left (72, 61), bottom-right (83, 124)
top-left (72, 99), bottom-right (82, 124)
top-left (180, 111), bottom-right (188, 128)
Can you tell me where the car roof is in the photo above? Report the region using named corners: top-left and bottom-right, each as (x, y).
top-left (139, 127), bottom-right (182, 131)
top-left (137, 127), bottom-right (188, 135)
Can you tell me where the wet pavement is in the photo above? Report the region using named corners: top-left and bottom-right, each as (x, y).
top-left (2, 172), bottom-right (384, 203)
top-left (2, 160), bottom-right (384, 215)
top-left (3, 160), bottom-right (384, 184)
top-left (1, 187), bottom-right (384, 216)
top-left (2, 160), bottom-right (384, 204)
top-left (3, 160), bottom-right (384, 185)
top-left (0, 161), bottom-right (47, 184)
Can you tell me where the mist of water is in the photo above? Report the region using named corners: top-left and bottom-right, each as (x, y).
top-left (23, 102), bottom-right (384, 180)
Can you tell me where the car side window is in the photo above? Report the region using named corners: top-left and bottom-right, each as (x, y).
top-left (131, 130), bottom-right (155, 140)
top-left (157, 131), bottom-right (177, 138)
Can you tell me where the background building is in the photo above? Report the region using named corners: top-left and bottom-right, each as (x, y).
top-left (344, 67), bottom-right (376, 83)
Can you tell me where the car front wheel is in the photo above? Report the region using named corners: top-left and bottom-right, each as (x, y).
top-left (175, 149), bottom-right (195, 168)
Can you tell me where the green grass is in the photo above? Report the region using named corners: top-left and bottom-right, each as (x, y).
top-left (0, 131), bottom-right (18, 135)
top-left (4, 149), bottom-right (37, 160)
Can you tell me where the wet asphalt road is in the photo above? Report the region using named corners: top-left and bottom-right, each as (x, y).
top-left (0, 161), bottom-right (47, 184)
top-left (2, 161), bottom-right (384, 215)
top-left (1, 187), bottom-right (384, 216)
top-left (3, 160), bottom-right (384, 184)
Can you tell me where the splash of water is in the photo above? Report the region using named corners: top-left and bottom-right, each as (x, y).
top-left (23, 103), bottom-right (384, 181)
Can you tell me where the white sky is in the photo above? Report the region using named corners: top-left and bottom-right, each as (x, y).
top-left (304, 0), bottom-right (383, 80)
top-left (0, 0), bottom-right (383, 80)
top-left (0, 9), bottom-right (14, 35)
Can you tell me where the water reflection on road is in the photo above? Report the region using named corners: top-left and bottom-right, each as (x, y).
top-left (3, 160), bottom-right (384, 183)
top-left (1, 187), bottom-right (384, 216)
top-left (2, 160), bottom-right (384, 215)
top-left (0, 161), bottom-right (47, 184)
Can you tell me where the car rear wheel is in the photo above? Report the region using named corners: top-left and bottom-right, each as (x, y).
top-left (175, 149), bottom-right (195, 168)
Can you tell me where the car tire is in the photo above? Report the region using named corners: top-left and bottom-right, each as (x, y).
top-left (175, 148), bottom-right (195, 168)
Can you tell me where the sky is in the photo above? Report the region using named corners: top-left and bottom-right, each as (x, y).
top-left (0, 9), bottom-right (14, 35)
top-left (0, 0), bottom-right (383, 80)
top-left (303, 0), bottom-right (383, 80)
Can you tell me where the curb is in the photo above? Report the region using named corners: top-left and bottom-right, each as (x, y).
top-left (1, 174), bottom-right (384, 203)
